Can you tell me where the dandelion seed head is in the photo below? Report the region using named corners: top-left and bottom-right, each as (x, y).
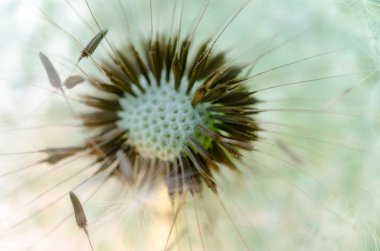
top-left (2, 0), bottom-right (380, 250)
top-left (71, 18), bottom-right (259, 195)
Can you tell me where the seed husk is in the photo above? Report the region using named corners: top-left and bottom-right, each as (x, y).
top-left (39, 52), bottom-right (63, 91)
top-left (69, 191), bottom-right (94, 251)
top-left (64, 75), bottom-right (85, 89)
top-left (78, 28), bottom-right (109, 62)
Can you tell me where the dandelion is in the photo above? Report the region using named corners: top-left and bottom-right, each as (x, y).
top-left (1, 0), bottom-right (380, 250)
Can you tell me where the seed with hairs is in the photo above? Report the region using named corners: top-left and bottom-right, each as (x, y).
top-left (78, 28), bottom-right (108, 62)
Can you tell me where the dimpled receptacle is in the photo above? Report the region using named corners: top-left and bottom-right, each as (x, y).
top-left (118, 82), bottom-right (212, 161)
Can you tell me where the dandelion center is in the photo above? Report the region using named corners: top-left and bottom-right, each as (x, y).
top-left (118, 81), bottom-right (211, 161)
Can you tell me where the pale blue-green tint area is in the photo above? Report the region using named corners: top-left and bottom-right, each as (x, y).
top-left (118, 78), bottom-right (211, 161)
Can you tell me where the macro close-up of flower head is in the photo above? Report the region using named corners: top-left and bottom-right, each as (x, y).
top-left (1, 0), bottom-right (380, 250)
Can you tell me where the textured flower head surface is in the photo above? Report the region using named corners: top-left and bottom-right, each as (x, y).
top-left (1, 0), bottom-right (380, 250)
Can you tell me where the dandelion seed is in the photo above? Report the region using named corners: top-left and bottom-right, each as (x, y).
top-left (78, 28), bottom-right (108, 63)
top-left (69, 191), bottom-right (87, 229)
top-left (69, 191), bottom-right (94, 251)
top-left (67, 28), bottom-right (109, 78)
top-left (39, 52), bottom-right (63, 91)
top-left (63, 75), bottom-right (85, 89)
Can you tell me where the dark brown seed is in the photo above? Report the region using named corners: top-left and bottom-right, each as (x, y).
top-left (207, 106), bottom-right (257, 115)
top-left (212, 88), bottom-right (256, 106)
top-left (147, 38), bottom-right (164, 83)
top-left (129, 45), bottom-right (151, 84)
top-left (165, 162), bottom-right (179, 201)
top-left (200, 85), bottom-right (228, 103)
top-left (78, 28), bottom-right (108, 62)
top-left (69, 191), bottom-right (94, 251)
top-left (187, 137), bottom-right (213, 162)
top-left (101, 66), bottom-right (135, 96)
top-left (165, 37), bottom-right (178, 81)
top-left (191, 87), bottom-right (207, 107)
top-left (89, 78), bottom-right (125, 97)
top-left (115, 50), bottom-right (140, 87)
top-left (83, 96), bottom-right (122, 111)
top-left (178, 39), bottom-right (191, 77)
top-left (180, 155), bottom-right (202, 195)
top-left (209, 142), bottom-right (238, 171)
top-left (184, 146), bottom-right (217, 193)
top-left (187, 42), bottom-right (210, 89)
top-left (69, 191), bottom-right (87, 230)
top-left (42, 147), bottom-right (85, 164)
top-left (197, 125), bottom-right (242, 158)
top-left (80, 111), bottom-right (119, 127)
top-left (211, 114), bottom-right (254, 127)
top-left (214, 122), bottom-right (257, 142)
